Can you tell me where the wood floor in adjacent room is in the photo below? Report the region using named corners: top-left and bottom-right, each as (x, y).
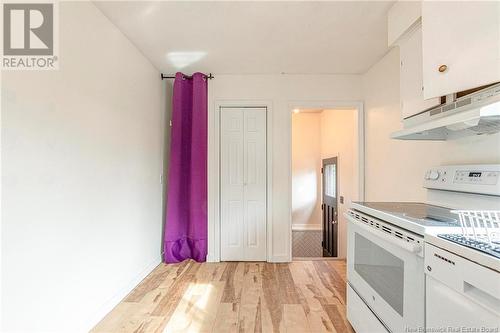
top-left (92, 260), bottom-right (354, 333)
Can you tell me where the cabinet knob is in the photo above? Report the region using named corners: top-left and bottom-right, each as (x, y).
top-left (438, 64), bottom-right (448, 73)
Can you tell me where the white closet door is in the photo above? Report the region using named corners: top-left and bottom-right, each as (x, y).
top-left (242, 109), bottom-right (267, 260)
top-left (221, 109), bottom-right (245, 260)
top-left (221, 108), bottom-right (266, 261)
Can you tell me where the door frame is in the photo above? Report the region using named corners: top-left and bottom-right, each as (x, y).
top-left (289, 101), bottom-right (365, 260)
top-left (208, 100), bottom-right (273, 262)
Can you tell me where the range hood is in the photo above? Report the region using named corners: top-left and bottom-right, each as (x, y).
top-left (392, 83), bottom-right (500, 140)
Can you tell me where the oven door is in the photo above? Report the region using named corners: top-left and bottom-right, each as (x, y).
top-left (346, 212), bottom-right (425, 333)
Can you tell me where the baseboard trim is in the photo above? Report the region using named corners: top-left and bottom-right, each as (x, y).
top-left (269, 254), bottom-right (291, 263)
top-left (293, 257), bottom-right (345, 261)
top-left (292, 224), bottom-right (322, 231)
top-left (207, 254), bottom-right (219, 263)
top-left (82, 257), bottom-right (161, 332)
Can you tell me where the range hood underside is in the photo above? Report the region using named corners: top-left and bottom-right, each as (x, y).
top-left (391, 109), bottom-right (500, 140)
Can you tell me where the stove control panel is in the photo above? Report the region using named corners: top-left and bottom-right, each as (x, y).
top-left (423, 164), bottom-right (500, 196)
top-left (453, 170), bottom-right (499, 185)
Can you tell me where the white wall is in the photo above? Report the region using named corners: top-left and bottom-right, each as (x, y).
top-left (363, 47), bottom-right (500, 202)
top-left (210, 46), bottom-right (500, 263)
top-left (291, 113), bottom-right (322, 229)
top-left (320, 109), bottom-right (357, 259)
top-left (209, 74), bottom-right (362, 262)
top-left (1, 3), bottom-right (163, 332)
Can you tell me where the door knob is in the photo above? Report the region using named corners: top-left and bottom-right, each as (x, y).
top-left (438, 64), bottom-right (448, 73)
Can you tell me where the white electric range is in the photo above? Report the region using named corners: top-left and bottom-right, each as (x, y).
top-left (345, 164), bottom-right (500, 333)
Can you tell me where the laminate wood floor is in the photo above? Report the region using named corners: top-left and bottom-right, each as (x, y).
top-left (92, 260), bottom-right (354, 333)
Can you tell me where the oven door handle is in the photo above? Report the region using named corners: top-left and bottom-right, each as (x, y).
top-left (345, 213), bottom-right (423, 255)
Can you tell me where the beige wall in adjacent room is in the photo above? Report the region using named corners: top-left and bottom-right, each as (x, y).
top-left (291, 112), bottom-right (322, 229)
top-left (290, 109), bottom-right (358, 258)
top-left (320, 109), bottom-right (357, 259)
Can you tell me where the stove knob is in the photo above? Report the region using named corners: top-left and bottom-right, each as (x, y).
top-left (429, 170), bottom-right (440, 180)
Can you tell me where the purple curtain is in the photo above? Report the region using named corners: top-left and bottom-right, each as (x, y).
top-left (163, 72), bottom-right (208, 263)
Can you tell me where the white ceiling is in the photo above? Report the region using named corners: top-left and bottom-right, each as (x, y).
top-left (94, 1), bottom-right (394, 75)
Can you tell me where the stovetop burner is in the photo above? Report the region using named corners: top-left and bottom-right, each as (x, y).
top-left (438, 234), bottom-right (500, 259)
top-left (354, 202), bottom-right (460, 227)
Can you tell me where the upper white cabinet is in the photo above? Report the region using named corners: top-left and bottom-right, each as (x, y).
top-left (422, 1), bottom-right (500, 99)
top-left (388, 1), bottom-right (440, 119)
top-left (399, 26), bottom-right (441, 119)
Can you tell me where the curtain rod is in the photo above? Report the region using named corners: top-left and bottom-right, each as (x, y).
top-left (161, 73), bottom-right (214, 80)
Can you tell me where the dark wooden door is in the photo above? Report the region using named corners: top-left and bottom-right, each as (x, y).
top-left (322, 157), bottom-right (338, 257)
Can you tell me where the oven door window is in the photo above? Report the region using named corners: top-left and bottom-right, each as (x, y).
top-left (354, 233), bottom-right (404, 316)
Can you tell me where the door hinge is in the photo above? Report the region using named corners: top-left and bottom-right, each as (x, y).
top-left (321, 167), bottom-right (323, 174)
top-left (321, 204), bottom-right (324, 210)
top-left (321, 241), bottom-right (324, 247)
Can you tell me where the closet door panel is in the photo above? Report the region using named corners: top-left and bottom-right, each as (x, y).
top-left (220, 109), bottom-right (245, 260)
top-left (243, 109), bottom-right (267, 261)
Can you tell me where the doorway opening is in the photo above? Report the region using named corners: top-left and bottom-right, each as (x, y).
top-left (291, 107), bottom-right (363, 259)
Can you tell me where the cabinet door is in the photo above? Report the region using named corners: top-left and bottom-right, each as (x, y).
top-left (400, 26), bottom-right (441, 119)
top-left (422, 1), bottom-right (500, 99)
